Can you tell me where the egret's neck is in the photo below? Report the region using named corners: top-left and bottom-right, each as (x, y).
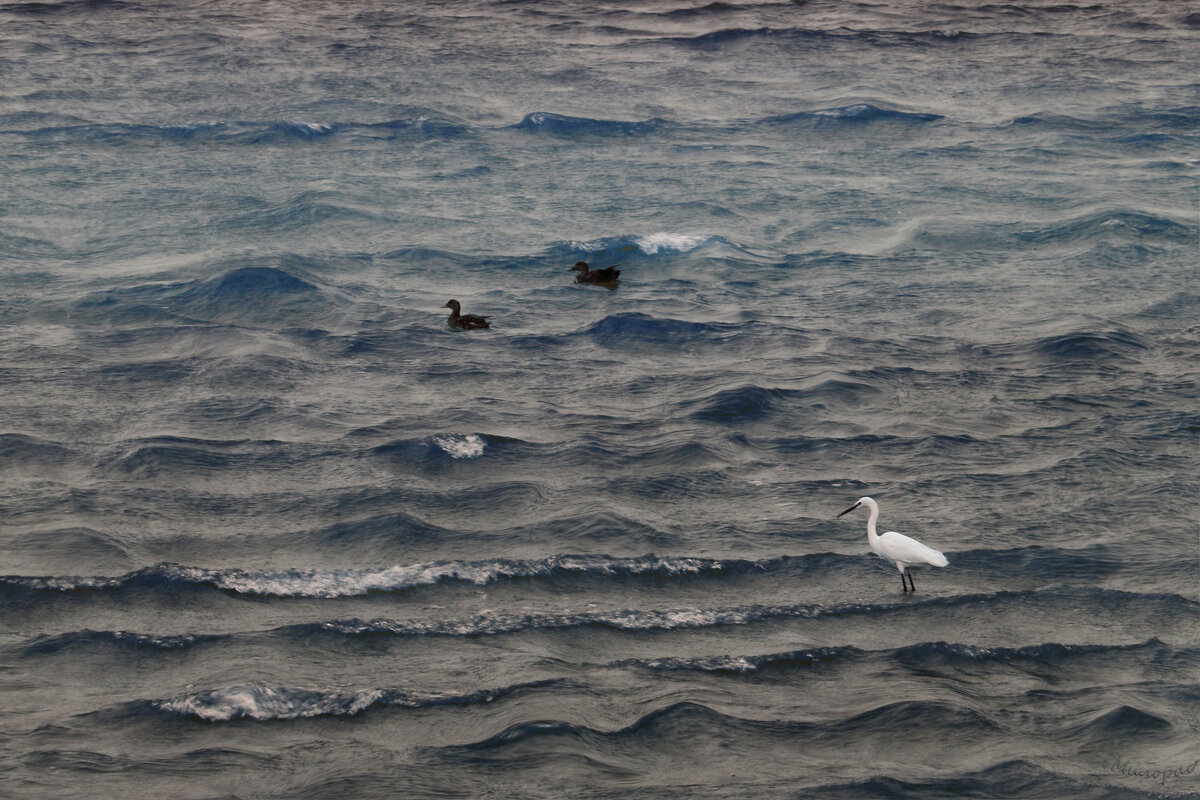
top-left (865, 503), bottom-right (879, 540)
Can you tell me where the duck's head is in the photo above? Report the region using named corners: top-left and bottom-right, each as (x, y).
top-left (569, 262), bottom-right (589, 274)
top-left (442, 299), bottom-right (461, 311)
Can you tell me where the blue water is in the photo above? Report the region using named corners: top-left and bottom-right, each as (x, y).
top-left (1, 1), bottom-right (1198, 798)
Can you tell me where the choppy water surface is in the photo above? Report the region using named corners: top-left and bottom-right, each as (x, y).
top-left (1, 1), bottom-right (1197, 798)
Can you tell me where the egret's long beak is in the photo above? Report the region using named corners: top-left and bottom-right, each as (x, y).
top-left (836, 503), bottom-right (860, 518)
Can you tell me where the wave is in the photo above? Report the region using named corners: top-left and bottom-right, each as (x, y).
top-left (21, 629), bottom-right (220, 656)
top-left (627, 638), bottom-right (1178, 675)
top-left (5, 545), bottom-right (1195, 605)
top-left (654, 26), bottom-right (984, 51)
top-left (581, 313), bottom-right (741, 351)
top-left (1012, 206), bottom-right (1195, 246)
top-left (98, 435), bottom-right (323, 477)
top-left (3, 115), bottom-right (473, 145)
top-left (1133, 291), bottom-right (1200, 320)
top-left (218, 192), bottom-right (388, 232)
top-left (810, 758), bottom-right (1159, 800)
top-left (2, 0), bottom-right (131, 16)
top-left (1011, 106), bottom-right (1200, 133)
top-left (961, 321), bottom-right (1152, 368)
top-left (445, 699), bottom-right (997, 756)
top-left (688, 377), bottom-right (880, 423)
top-left (0, 432), bottom-right (84, 466)
top-left (1067, 705), bottom-right (1173, 743)
top-left (0, 554), bottom-right (754, 599)
top-left (633, 646), bottom-right (861, 674)
top-left (1030, 328), bottom-right (1151, 363)
top-left (72, 264), bottom-right (336, 325)
top-left (508, 111), bottom-right (667, 138)
top-left (381, 234), bottom-right (760, 276)
top-left (762, 103), bottom-right (943, 126)
top-left (430, 433), bottom-right (486, 459)
top-left (1009, 111), bottom-right (1109, 131)
top-left (137, 678), bottom-right (566, 722)
top-left (369, 432), bottom-right (490, 462)
top-left (559, 232), bottom-right (733, 261)
top-left (281, 587), bottom-right (1198, 640)
top-left (949, 544), bottom-right (1129, 580)
top-left (3, 526), bottom-right (132, 568)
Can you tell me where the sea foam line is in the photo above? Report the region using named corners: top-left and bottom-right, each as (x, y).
top-left (2, 554), bottom-right (741, 598)
top-left (146, 679), bottom-right (563, 722)
top-left (288, 588), bottom-right (1198, 638)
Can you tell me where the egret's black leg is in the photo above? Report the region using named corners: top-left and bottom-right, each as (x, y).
top-left (900, 572), bottom-right (908, 592)
top-left (908, 572), bottom-right (917, 592)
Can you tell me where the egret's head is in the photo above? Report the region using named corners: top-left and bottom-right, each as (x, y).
top-left (837, 496), bottom-right (874, 517)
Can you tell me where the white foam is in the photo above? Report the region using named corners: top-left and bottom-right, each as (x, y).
top-left (156, 684), bottom-right (385, 722)
top-left (290, 121), bottom-right (333, 134)
top-left (14, 554), bottom-right (728, 599)
top-left (568, 233), bottom-right (711, 256)
top-left (633, 232), bottom-right (709, 254)
top-left (432, 433), bottom-right (486, 459)
top-left (813, 104), bottom-right (873, 118)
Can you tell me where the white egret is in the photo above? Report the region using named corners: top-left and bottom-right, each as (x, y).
top-left (837, 496), bottom-right (948, 592)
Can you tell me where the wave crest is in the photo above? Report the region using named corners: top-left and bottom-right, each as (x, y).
top-left (510, 112), bottom-right (666, 137)
top-left (145, 679), bottom-right (559, 722)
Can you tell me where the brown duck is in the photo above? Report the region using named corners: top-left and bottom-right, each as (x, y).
top-left (569, 261), bottom-right (621, 285)
top-left (442, 299), bottom-right (490, 330)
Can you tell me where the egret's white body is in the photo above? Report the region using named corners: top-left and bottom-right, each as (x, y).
top-left (837, 496), bottom-right (948, 591)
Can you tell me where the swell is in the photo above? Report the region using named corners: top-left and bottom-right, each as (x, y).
top-left (806, 759), bottom-right (1171, 800)
top-left (507, 111), bottom-right (669, 138)
top-left (3, 548), bottom-right (1191, 602)
top-left (760, 103), bottom-right (943, 126)
top-left (440, 699), bottom-right (1001, 759)
top-left (1, 0), bottom-right (133, 15)
top-left (281, 587), bottom-right (1196, 640)
top-left (626, 638), bottom-right (1188, 675)
top-left (646, 26), bottom-right (989, 50)
top-left (97, 694), bottom-right (1193, 799)
top-left (1007, 205), bottom-right (1195, 246)
top-left (0, 554), bottom-right (786, 599)
top-left (27, 99), bottom-right (1190, 158)
top-left (68, 264), bottom-right (339, 326)
top-left (959, 320), bottom-right (1155, 367)
top-left (121, 678), bottom-right (571, 723)
top-left (366, 430), bottom-right (733, 474)
top-left (22, 626), bottom-right (1191, 675)
top-left (434, 702), bottom-right (1191, 791)
top-left (836, 206), bottom-right (1195, 257)
top-left (0, 104), bottom-right (942, 150)
top-left (1, 116), bottom-right (473, 145)
top-left (21, 629), bottom-right (222, 656)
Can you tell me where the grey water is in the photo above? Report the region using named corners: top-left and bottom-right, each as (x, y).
top-left (1, 1), bottom-right (1198, 798)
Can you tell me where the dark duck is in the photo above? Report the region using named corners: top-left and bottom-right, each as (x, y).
top-left (441, 299), bottom-right (491, 330)
top-left (570, 261), bottom-right (621, 286)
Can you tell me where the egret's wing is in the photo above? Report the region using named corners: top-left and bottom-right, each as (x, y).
top-left (879, 531), bottom-right (948, 567)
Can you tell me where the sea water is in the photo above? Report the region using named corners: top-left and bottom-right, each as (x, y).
top-left (1, 1), bottom-right (1197, 798)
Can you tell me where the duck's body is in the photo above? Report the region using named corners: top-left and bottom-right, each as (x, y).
top-left (837, 497), bottom-right (948, 591)
top-left (442, 299), bottom-right (490, 330)
top-left (570, 261), bottom-right (621, 285)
